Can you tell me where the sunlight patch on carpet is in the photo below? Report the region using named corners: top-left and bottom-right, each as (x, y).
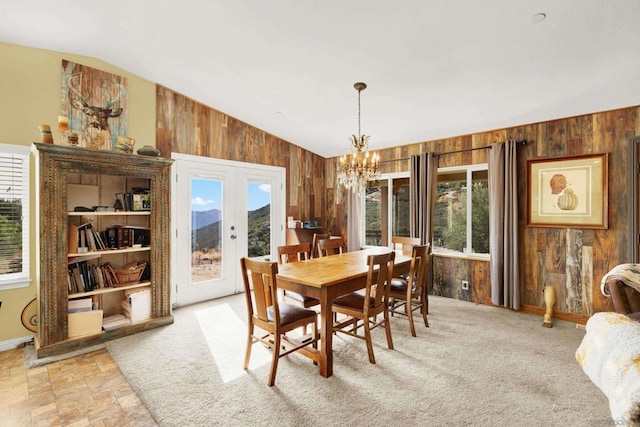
top-left (195, 302), bottom-right (271, 383)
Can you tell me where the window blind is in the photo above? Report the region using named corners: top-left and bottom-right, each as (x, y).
top-left (0, 144), bottom-right (29, 288)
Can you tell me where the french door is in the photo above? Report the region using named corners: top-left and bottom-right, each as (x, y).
top-left (171, 153), bottom-right (285, 307)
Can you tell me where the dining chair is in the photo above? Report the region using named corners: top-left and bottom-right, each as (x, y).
top-left (277, 243), bottom-right (320, 309)
top-left (240, 257), bottom-right (318, 386)
top-left (391, 236), bottom-right (421, 255)
top-left (331, 251), bottom-right (395, 364)
top-left (317, 237), bottom-right (346, 257)
top-left (311, 232), bottom-right (330, 258)
top-left (389, 244), bottom-right (431, 337)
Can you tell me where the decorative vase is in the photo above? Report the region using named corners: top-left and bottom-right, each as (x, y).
top-left (38, 124), bottom-right (53, 144)
top-left (137, 145), bottom-right (161, 157)
top-left (543, 285), bottom-right (555, 328)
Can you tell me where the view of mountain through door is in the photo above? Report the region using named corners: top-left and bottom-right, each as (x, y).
top-left (172, 154), bottom-right (285, 307)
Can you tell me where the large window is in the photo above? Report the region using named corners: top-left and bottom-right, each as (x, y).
top-left (433, 164), bottom-right (489, 256)
top-left (0, 143), bottom-right (30, 289)
top-left (364, 174), bottom-right (410, 247)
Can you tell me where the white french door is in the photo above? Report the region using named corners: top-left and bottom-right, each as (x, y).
top-left (171, 153), bottom-right (285, 307)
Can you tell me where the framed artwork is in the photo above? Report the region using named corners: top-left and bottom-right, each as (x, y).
top-left (60, 60), bottom-right (128, 150)
top-left (527, 153), bottom-right (608, 228)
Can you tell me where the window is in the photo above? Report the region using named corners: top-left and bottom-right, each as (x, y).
top-left (363, 174), bottom-right (410, 247)
top-left (0, 143), bottom-right (30, 289)
top-left (433, 164), bottom-right (489, 257)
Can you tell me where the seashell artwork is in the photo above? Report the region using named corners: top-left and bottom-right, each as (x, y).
top-left (549, 174), bottom-right (567, 195)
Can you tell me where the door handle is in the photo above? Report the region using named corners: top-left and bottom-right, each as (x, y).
top-left (230, 234), bottom-right (237, 239)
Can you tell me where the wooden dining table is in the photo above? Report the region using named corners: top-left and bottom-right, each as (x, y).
top-left (276, 246), bottom-right (411, 378)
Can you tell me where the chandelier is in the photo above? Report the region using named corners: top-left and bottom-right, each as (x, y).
top-left (337, 82), bottom-right (381, 194)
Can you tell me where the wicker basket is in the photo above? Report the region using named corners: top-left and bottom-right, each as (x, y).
top-left (105, 262), bottom-right (147, 287)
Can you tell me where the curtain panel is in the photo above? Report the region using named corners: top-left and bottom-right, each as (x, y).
top-left (347, 189), bottom-right (363, 252)
top-left (409, 152), bottom-right (438, 245)
top-left (488, 140), bottom-right (520, 309)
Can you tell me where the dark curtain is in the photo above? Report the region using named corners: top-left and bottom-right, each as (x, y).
top-left (409, 152), bottom-right (438, 244)
top-left (488, 140), bottom-right (520, 309)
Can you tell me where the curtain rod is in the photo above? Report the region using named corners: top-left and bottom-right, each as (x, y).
top-left (380, 139), bottom-right (527, 164)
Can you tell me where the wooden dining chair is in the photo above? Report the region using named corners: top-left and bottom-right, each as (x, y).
top-left (311, 232), bottom-right (330, 258)
top-left (317, 237), bottom-right (346, 257)
top-left (389, 244), bottom-right (431, 337)
top-left (391, 236), bottom-right (421, 255)
top-left (277, 243), bottom-right (320, 309)
top-left (240, 257), bottom-right (318, 387)
top-left (331, 251), bottom-right (395, 364)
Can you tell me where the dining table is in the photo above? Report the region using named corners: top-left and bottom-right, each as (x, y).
top-left (276, 246), bottom-right (411, 378)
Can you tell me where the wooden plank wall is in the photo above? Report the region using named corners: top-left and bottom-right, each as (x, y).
top-left (156, 83), bottom-right (639, 317)
top-left (327, 106), bottom-right (640, 318)
top-left (155, 85), bottom-right (326, 227)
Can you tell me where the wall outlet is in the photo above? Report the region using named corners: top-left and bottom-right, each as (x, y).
top-left (461, 280), bottom-right (469, 290)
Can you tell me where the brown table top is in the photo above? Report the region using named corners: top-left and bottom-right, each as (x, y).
top-left (276, 247), bottom-right (410, 288)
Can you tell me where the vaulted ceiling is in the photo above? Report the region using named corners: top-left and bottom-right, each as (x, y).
top-left (2, 1), bottom-right (639, 157)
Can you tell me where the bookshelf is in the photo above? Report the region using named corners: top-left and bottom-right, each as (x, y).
top-left (34, 143), bottom-right (174, 358)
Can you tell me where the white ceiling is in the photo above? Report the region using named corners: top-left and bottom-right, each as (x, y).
top-left (2, 1), bottom-right (639, 158)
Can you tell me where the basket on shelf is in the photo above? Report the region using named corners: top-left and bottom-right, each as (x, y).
top-left (105, 262), bottom-right (147, 287)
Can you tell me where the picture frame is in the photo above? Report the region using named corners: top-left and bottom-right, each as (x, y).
top-left (527, 153), bottom-right (608, 229)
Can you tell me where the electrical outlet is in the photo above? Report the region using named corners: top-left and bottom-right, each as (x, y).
top-left (461, 280), bottom-right (469, 290)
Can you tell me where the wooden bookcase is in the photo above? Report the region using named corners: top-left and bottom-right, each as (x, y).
top-left (34, 143), bottom-right (174, 358)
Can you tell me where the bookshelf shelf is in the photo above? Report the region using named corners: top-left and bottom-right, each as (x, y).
top-left (68, 247), bottom-right (151, 257)
top-left (68, 281), bottom-right (151, 299)
top-left (34, 143), bottom-right (174, 359)
top-left (68, 211), bottom-right (151, 216)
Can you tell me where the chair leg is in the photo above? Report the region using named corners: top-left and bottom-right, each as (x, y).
top-left (383, 309), bottom-right (394, 350)
top-left (268, 333), bottom-right (281, 387)
top-left (243, 325), bottom-right (254, 370)
top-left (421, 295), bottom-right (429, 327)
top-left (363, 318), bottom-right (376, 364)
top-left (406, 300), bottom-right (417, 337)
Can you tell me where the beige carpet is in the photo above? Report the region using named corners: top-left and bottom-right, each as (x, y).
top-left (106, 294), bottom-right (612, 427)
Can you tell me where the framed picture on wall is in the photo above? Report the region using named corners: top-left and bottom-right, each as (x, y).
top-left (527, 153), bottom-right (608, 229)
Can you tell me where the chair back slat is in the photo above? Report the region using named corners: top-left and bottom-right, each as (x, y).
top-left (311, 233), bottom-right (330, 258)
top-left (391, 236), bottom-right (421, 255)
top-left (317, 237), bottom-right (346, 257)
top-left (410, 244), bottom-right (431, 296)
top-left (241, 257), bottom-right (280, 325)
top-left (365, 251), bottom-right (395, 311)
top-left (409, 243), bottom-right (431, 295)
top-left (277, 243), bottom-right (311, 264)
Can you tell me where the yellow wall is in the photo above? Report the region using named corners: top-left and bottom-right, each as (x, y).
top-left (0, 42), bottom-right (156, 344)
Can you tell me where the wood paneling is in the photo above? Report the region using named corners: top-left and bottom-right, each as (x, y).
top-left (327, 106), bottom-right (640, 318)
top-left (156, 84), bottom-right (639, 318)
top-left (156, 85), bottom-right (326, 228)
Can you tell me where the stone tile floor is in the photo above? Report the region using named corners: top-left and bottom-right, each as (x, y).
top-left (0, 348), bottom-right (156, 426)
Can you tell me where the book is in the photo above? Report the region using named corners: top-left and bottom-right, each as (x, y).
top-left (68, 297), bottom-right (93, 313)
top-left (68, 223), bottom-right (78, 254)
top-left (102, 314), bottom-right (131, 331)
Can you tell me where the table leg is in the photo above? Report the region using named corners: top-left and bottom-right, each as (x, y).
top-left (319, 288), bottom-right (333, 377)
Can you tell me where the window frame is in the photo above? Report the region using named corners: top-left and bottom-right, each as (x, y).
top-left (433, 163), bottom-right (490, 259)
top-left (0, 143), bottom-right (31, 290)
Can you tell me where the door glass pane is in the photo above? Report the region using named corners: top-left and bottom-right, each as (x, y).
top-left (247, 181), bottom-right (271, 260)
top-left (191, 178), bottom-right (222, 283)
top-left (365, 179), bottom-right (388, 246)
top-left (392, 177), bottom-right (410, 237)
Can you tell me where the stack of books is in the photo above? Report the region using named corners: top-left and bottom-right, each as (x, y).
top-left (102, 314), bottom-right (131, 331)
top-left (121, 289), bottom-right (151, 324)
